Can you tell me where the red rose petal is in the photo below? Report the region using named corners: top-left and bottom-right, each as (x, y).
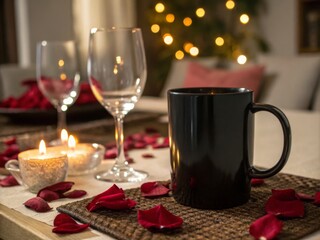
top-left (142, 153), bottom-right (155, 158)
top-left (141, 182), bottom-right (170, 197)
top-left (24, 197), bottom-right (52, 212)
top-left (314, 192), bottom-right (320, 206)
top-left (4, 137), bottom-right (16, 145)
top-left (251, 178), bottom-right (264, 187)
top-left (86, 184), bottom-right (136, 211)
top-left (265, 196), bottom-right (305, 218)
top-left (0, 175), bottom-right (20, 187)
top-left (297, 192), bottom-right (315, 201)
top-left (38, 189), bottom-right (60, 202)
top-left (138, 204), bottom-right (183, 229)
top-left (271, 189), bottom-right (298, 201)
top-left (63, 190), bottom-right (87, 199)
top-left (54, 213), bottom-right (77, 226)
top-left (145, 127), bottom-right (159, 134)
top-left (249, 214), bottom-right (283, 240)
top-left (105, 148), bottom-right (117, 159)
top-left (37, 181), bottom-right (74, 196)
top-left (52, 223), bottom-right (90, 234)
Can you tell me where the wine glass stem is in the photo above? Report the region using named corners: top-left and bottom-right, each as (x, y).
top-left (114, 116), bottom-right (126, 167)
top-left (57, 107), bottom-right (67, 135)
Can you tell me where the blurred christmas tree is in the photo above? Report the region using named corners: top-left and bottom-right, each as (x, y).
top-left (142, 0), bottom-right (269, 95)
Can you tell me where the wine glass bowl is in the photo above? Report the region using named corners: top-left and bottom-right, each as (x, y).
top-left (36, 40), bottom-right (80, 137)
top-left (88, 27), bottom-right (148, 182)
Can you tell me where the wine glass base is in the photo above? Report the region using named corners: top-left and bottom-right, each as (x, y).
top-left (95, 167), bottom-right (148, 182)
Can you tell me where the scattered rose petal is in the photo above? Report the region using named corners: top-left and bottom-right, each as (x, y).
top-left (271, 189), bottom-right (298, 201)
top-left (265, 196), bottom-right (304, 218)
top-left (142, 153), bottom-right (155, 159)
top-left (86, 184), bottom-right (136, 212)
top-left (38, 189), bottom-right (60, 202)
top-left (249, 214), bottom-right (283, 240)
top-left (145, 127), bottom-right (159, 134)
top-left (105, 148), bottom-right (117, 159)
top-left (53, 213), bottom-right (89, 234)
top-left (251, 178), bottom-right (264, 187)
top-left (126, 157), bottom-right (134, 164)
top-left (54, 213), bottom-right (78, 226)
top-left (53, 223), bottom-right (90, 234)
top-left (63, 190), bottom-right (87, 198)
top-left (37, 181), bottom-right (74, 196)
top-left (297, 192), bottom-right (315, 201)
top-left (141, 182), bottom-right (170, 197)
top-left (24, 197), bottom-right (52, 212)
top-left (138, 204), bottom-right (183, 230)
top-left (134, 142), bottom-right (147, 149)
top-left (314, 192), bottom-right (320, 206)
top-left (0, 175), bottom-right (20, 187)
top-left (4, 137), bottom-right (16, 145)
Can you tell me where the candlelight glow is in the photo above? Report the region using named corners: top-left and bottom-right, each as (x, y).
top-left (155, 3), bottom-right (165, 13)
top-left (215, 37), bottom-right (224, 46)
top-left (226, 0), bottom-right (235, 10)
top-left (175, 50), bottom-right (184, 60)
top-left (58, 59), bottom-right (64, 67)
top-left (240, 14), bottom-right (249, 24)
top-left (196, 8), bottom-right (205, 18)
top-left (183, 17), bottom-right (192, 27)
top-left (39, 140), bottom-right (46, 155)
top-left (237, 55), bottom-right (247, 64)
top-left (189, 46), bottom-right (199, 56)
top-left (68, 135), bottom-right (76, 149)
top-left (166, 14), bottom-right (175, 23)
top-left (61, 129), bottom-right (68, 144)
top-left (151, 24), bottom-right (160, 33)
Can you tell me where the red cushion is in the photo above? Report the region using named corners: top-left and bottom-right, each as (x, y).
top-left (183, 62), bottom-right (265, 98)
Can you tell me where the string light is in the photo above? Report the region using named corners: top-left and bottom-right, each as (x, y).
top-left (151, 24), bottom-right (160, 33)
top-left (189, 46), bottom-right (199, 56)
top-left (166, 14), bottom-right (175, 23)
top-left (163, 33), bottom-right (173, 45)
top-left (175, 50), bottom-right (184, 60)
top-left (155, 3), bottom-right (165, 13)
top-left (215, 37), bottom-right (224, 46)
top-left (240, 14), bottom-right (250, 24)
top-left (237, 55), bottom-right (247, 64)
top-left (183, 42), bottom-right (193, 53)
top-left (196, 8), bottom-right (205, 18)
top-left (183, 17), bottom-right (192, 27)
top-left (226, 0), bottom-right (235, 10)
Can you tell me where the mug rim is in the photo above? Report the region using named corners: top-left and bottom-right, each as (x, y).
top-left (168, 87), bottom-right (253, 96)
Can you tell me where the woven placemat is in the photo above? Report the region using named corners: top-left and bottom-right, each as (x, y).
top-left (57, 173), bottom-right (320, 240)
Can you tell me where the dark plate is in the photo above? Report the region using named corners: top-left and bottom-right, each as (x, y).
top-left (0, 103), bottom-right (108, 124)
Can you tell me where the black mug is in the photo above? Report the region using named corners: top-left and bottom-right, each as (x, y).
top-left (168, 88), bottom-right (291, 210)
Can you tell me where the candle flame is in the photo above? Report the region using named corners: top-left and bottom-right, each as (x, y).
top-left (61, 129), bottom-right (68, 144)
top-left (68, 135), bottom-right (76, 150)
top-left (39, 140), bottom-right (46, 155)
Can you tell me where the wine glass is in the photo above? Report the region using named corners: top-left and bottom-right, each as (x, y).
top-left (88, 27), bottom-right (148, 182)
top-left (36, 40), bottom-right (80, 139)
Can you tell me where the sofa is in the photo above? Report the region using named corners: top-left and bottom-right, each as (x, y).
top-left (136, 54), bottom-right (320, 113)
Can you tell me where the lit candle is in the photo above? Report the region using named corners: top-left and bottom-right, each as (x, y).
top-left (61, 135), bottom-right (105, 176)
top-left (12, 140), bottom-right (68, 193)
top-left (61, 129), bottom-right (69, 145)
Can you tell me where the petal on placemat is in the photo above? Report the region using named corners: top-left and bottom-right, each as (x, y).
top-left (265, 196), bottom-right (305, 218)
top-left (314, 192), bottom-right (320, 206)
top-left (141, 182), bottom-right (170, 197)
top-left (251, 178), bottom-right (264, 187)
top-left (24, 197), bottom-right (52, 212)
top-left (38, 189), bottom-right (60, 202)
top-left (53, 223), bottom-right (90, 234)
top-left (138, 204), bottom-right (183, 229)
top-left (271, 189), bottom-right (298, 201)
top-left (296, 192), bottom-right (315, 201)
top-left (37, 182), bottom-right (74, 196)
top-left (86, 184), bottom-right (136, 211)
top-left (0, 175), bottom-right (20, 187)
top-left (63, 190), bottom-right (87, 199)
top-left (249, 214), bottom-right (283, 240)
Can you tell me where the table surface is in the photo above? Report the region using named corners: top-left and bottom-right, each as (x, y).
top-left (0, 108), bottom-right (319, 240)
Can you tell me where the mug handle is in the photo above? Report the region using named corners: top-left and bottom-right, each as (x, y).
top-left (5, 159), bottom-right (23, 185)
top-left (249, 103), bottom-right (291, 178)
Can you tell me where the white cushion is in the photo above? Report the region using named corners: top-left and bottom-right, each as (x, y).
top-left (160, 57), bottom-right (219, 97)
top-left (257, 55), bottom-right (320, 110)
top-left (0, 64), bottom-right (36, 100)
